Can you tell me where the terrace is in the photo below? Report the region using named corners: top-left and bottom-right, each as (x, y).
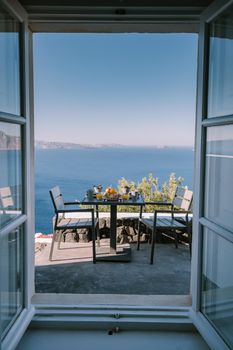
top-left (35, 211), bottom-right (191, 298)
top-left (34, 174), bottom-right (193, 296)
top-left (35, 242), bottom-right (191, 298)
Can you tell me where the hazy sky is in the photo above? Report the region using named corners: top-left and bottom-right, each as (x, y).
top-left (33, 33), bottom-right (197, 146)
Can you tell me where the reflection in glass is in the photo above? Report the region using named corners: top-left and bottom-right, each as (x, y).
top-left (205, 125), bottom-right (233, 232)
top-left (208, 5), bottom-right (233, 118)
top-left (0, 122), bottom-right (22, 229)
top-left (202, 229), bottom-right (233, 349)
top-left (0, 3), bottom-right (20, 115)
top-left (0, 226), bottom-right (23, 338)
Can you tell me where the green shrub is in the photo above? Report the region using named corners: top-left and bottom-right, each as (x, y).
top-left (96, 173), bottom-right (184, 213)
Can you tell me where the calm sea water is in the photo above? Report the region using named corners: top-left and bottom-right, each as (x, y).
top-left (35, 147), bottom-right (194, 233)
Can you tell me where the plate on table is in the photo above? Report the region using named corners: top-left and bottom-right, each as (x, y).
top-left (103, 194), bottom-right (120, 201)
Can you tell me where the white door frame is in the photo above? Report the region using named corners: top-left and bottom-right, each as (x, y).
top-left (190, 1), bottom-right (233, 350)
top-left (0, 1), bottom-right (35, 350)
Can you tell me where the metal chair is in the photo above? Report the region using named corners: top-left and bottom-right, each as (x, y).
top-left (137, 186), bottom-right (193, 264)
top-left (49, 186), bottom-right (99, 263)
top-left (0, 186), bottom-right (15, 227)
top-left (0, 187), bottom-right (14, 209)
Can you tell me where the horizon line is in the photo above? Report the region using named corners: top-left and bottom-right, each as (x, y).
top-left (35, 139), bottom-right (193, 148)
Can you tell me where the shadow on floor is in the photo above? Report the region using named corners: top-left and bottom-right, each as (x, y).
top-left (35, 242), bottom-right (191, 295)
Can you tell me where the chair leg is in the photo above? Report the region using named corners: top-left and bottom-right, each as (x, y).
top-left (137, 219), bottom-right (141, 250)
top-left (150, 227), bottom-right (156, 264)
top-left (96, 205), bottom-right (100, 247)
top-left (174, 230), bottom-right (178, 249)
top-left (58, 230), bottom-right (64, 249)
top-left (49, 230), bottom-right (58, 261)
top-left (96, 222), bottom-right (100, 248)
top-left (148, 227), bottom-right (151, 244)
top-left (92, 225), bottom-right (96, 264)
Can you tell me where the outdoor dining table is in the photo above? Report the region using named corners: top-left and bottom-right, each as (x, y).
top-left (81, 195), bottom-right (145, 262)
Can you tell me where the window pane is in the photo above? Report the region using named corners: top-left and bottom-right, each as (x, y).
top-left (0, 122), bottom-right (22, 229)
top-left (0, 3), bottom-right (20, 116)
top-left (202, 229), bottom-right (233, 349)
top-left (205, 125), bottom-right (233, 232)
top-left (0, 226), bottom-right (23, 338)
top-left (208, 5), bottom-right (233, 118)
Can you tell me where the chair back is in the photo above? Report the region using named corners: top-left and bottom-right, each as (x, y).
top-left (49, 186), bottom-right (65, 213)
top-left (0, 187), bottom-right (14, 209)
top-left (173, 186), bottom-right (193, 211)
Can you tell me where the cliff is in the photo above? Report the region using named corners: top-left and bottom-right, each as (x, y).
top-left (0, 131), bottom-right (20, 150)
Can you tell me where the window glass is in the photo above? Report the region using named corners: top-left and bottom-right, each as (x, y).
top-left (0, 226), bottom-right (23, 338)
top-left (0, 122), bottom-right (22, 229)
top-left (208, 5), bottom-right (233, 118)
top-left (0, 3), bottom-right (20, 116)
top-left (202, 229), bottom-right (233, 349)
top-left (205, 125), bottom-right (233, 232)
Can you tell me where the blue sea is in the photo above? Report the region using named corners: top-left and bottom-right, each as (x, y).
top-left (35, 147), bottom-right (194, 233)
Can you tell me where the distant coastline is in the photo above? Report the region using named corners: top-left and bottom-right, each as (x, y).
top-left (35, 140), bottom-right (122, 150)
top-left (35, 140), bottom-right (193, 150)
top-left (0, 130), bottom-right (193, 151)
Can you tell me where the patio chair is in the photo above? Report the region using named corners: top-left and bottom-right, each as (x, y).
top-left (0, 186), bottom-right (14, 209)
top-left (49, 186), bottom-right (99, 263)
top-left (137, 186), bottom-right (193, 264)
top-left (0, 186), bottom-right (15, 226)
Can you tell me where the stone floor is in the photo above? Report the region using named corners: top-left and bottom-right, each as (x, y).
top-left (35, 239), bottom-right (191, 295)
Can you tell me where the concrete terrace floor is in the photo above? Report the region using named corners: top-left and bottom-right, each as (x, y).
top-left (35, 239), bottom-right (191, 296)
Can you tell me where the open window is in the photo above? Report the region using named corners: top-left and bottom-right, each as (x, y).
top-left (1, 1), bottom-right (233, 350)
top-left (191, 1), bottom-right (233, 349)
top-left (0, 2), bottom-right (34, 349)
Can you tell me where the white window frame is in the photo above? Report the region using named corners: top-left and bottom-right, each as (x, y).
top-left (190, 1), bottom-right (233, 350)
top-left (1, 1), bottom-right (233, 350)
top-left (0, 1), bottom-right (35, 350)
